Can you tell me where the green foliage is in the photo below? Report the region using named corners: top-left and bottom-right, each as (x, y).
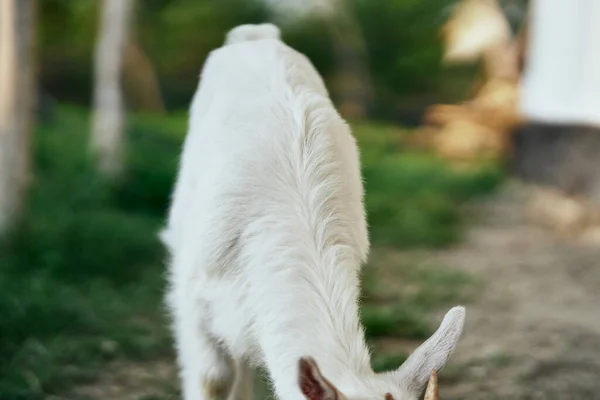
top-left (281, 18), bottom-right (335, 83)
top-left (361, 258), bottom-right (475, 339)
top-left (372, 353), bottom-right (409, 373)
top-left (362, 305), bottom-right (431, 340)
top-left (354, 122), bottom-right (504, 248)
top-left (112, 113), bottom-right (185, 215)
top-left (39, 0), bottom-right (462, 113)
top-left (0, 106), bottom-right (176, 399)
top-left (39, 1), bottom-right (97, 104)
top-left (39, 0), bottom-right (270, 108)
top-left (353, 0), bottom-right (449, 102)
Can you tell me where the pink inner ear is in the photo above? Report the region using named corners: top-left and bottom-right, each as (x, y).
top-left (299, 359), bottom-right (325, 400)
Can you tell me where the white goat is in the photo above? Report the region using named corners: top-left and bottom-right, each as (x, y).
top-left (160, 23), bottom-right (465, 400)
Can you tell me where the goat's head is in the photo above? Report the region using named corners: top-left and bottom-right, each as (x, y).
top-left (297, 306), bottom-right (465, 400)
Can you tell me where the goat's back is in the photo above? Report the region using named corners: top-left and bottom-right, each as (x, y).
top-left (163, 28), bottom-right (368, 281)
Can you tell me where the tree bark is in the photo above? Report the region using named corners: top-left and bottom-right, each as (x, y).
top-left (123, 37), bottom-right (165, 114)
top-left (328, 4), bottom-right (373, 120)
top-left (90, 0), bottom-right (134, 179)
top-left (0, 0), bottom-right (36, 235)
top-left (511, 0), bottom-right (600, 205)
top-left (123, 7), bottom-right (165, 115)
top-left (513, 123), bottom-right (600, 202)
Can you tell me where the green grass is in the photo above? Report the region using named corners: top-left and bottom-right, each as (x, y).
top-left (0, 106), bottom-right (174, 400)
top-left (0, 106), bottom-right (502, 399)
top-left (372, 353), bottom-right (409, 374)
top-left (360, 256), bottom-right (477, 372)
top-left (353, 122), bottom-right (504, 247)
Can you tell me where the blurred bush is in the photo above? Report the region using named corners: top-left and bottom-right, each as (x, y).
top-left (39, 0), bottom-right (461, 116)
top-left (0, 107), bottom-right (173, 398)
top-left (353, 123), bottom-right (503, 247)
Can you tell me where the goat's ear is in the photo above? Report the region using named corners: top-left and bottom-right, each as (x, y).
top-left (298, 357), bottom-right (339, 400)
top-left (396, 306), bottom-right (465, 394)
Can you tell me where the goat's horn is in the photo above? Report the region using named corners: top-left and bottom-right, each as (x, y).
top-left (423, 369), bottom-right (438, 400)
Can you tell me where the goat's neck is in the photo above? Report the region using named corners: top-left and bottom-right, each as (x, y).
top-left (259, 255), bottom-right (373, 399)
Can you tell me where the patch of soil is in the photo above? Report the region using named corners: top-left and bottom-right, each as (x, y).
top-left (432, 182), bottom-right (600, 399)
top-left (60, 359), bottom-right (178, 400)
top-left (67, 182), bottom-right (600, 400)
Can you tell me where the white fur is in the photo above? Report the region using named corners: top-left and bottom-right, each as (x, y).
top-left (225, 23), bottom-right (281, 45)
top-left (161, 23), bottom-right (466, 400)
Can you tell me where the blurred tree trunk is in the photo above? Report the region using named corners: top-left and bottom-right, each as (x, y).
top-left (512, 0), bottom-right (600, 204)
top-left (0, 0), bottom-right (36, 235)
top-left (442, 0), bottom-right (519, 90)
top-left (123, 38), bottom-right (165, 114)
top-left (122, 12), bottom-right (165, 115)
top-left (328, 4), bottom-right (373, 120)
top-left (91, 0), bottom-right (134, 179)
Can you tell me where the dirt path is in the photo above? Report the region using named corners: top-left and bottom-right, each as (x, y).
top-left (66, 182), bottom-right (600, 400)
top-left (436, 182), bottom-right (600, 400)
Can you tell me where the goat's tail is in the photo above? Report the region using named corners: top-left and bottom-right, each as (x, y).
top-left (225, 23), bottom-right (281, 45)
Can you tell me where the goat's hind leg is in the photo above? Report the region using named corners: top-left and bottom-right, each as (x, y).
top-left (228, 358), bottom-right (254, 400)
top-left (168, 289), bottom-right (232, 400)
